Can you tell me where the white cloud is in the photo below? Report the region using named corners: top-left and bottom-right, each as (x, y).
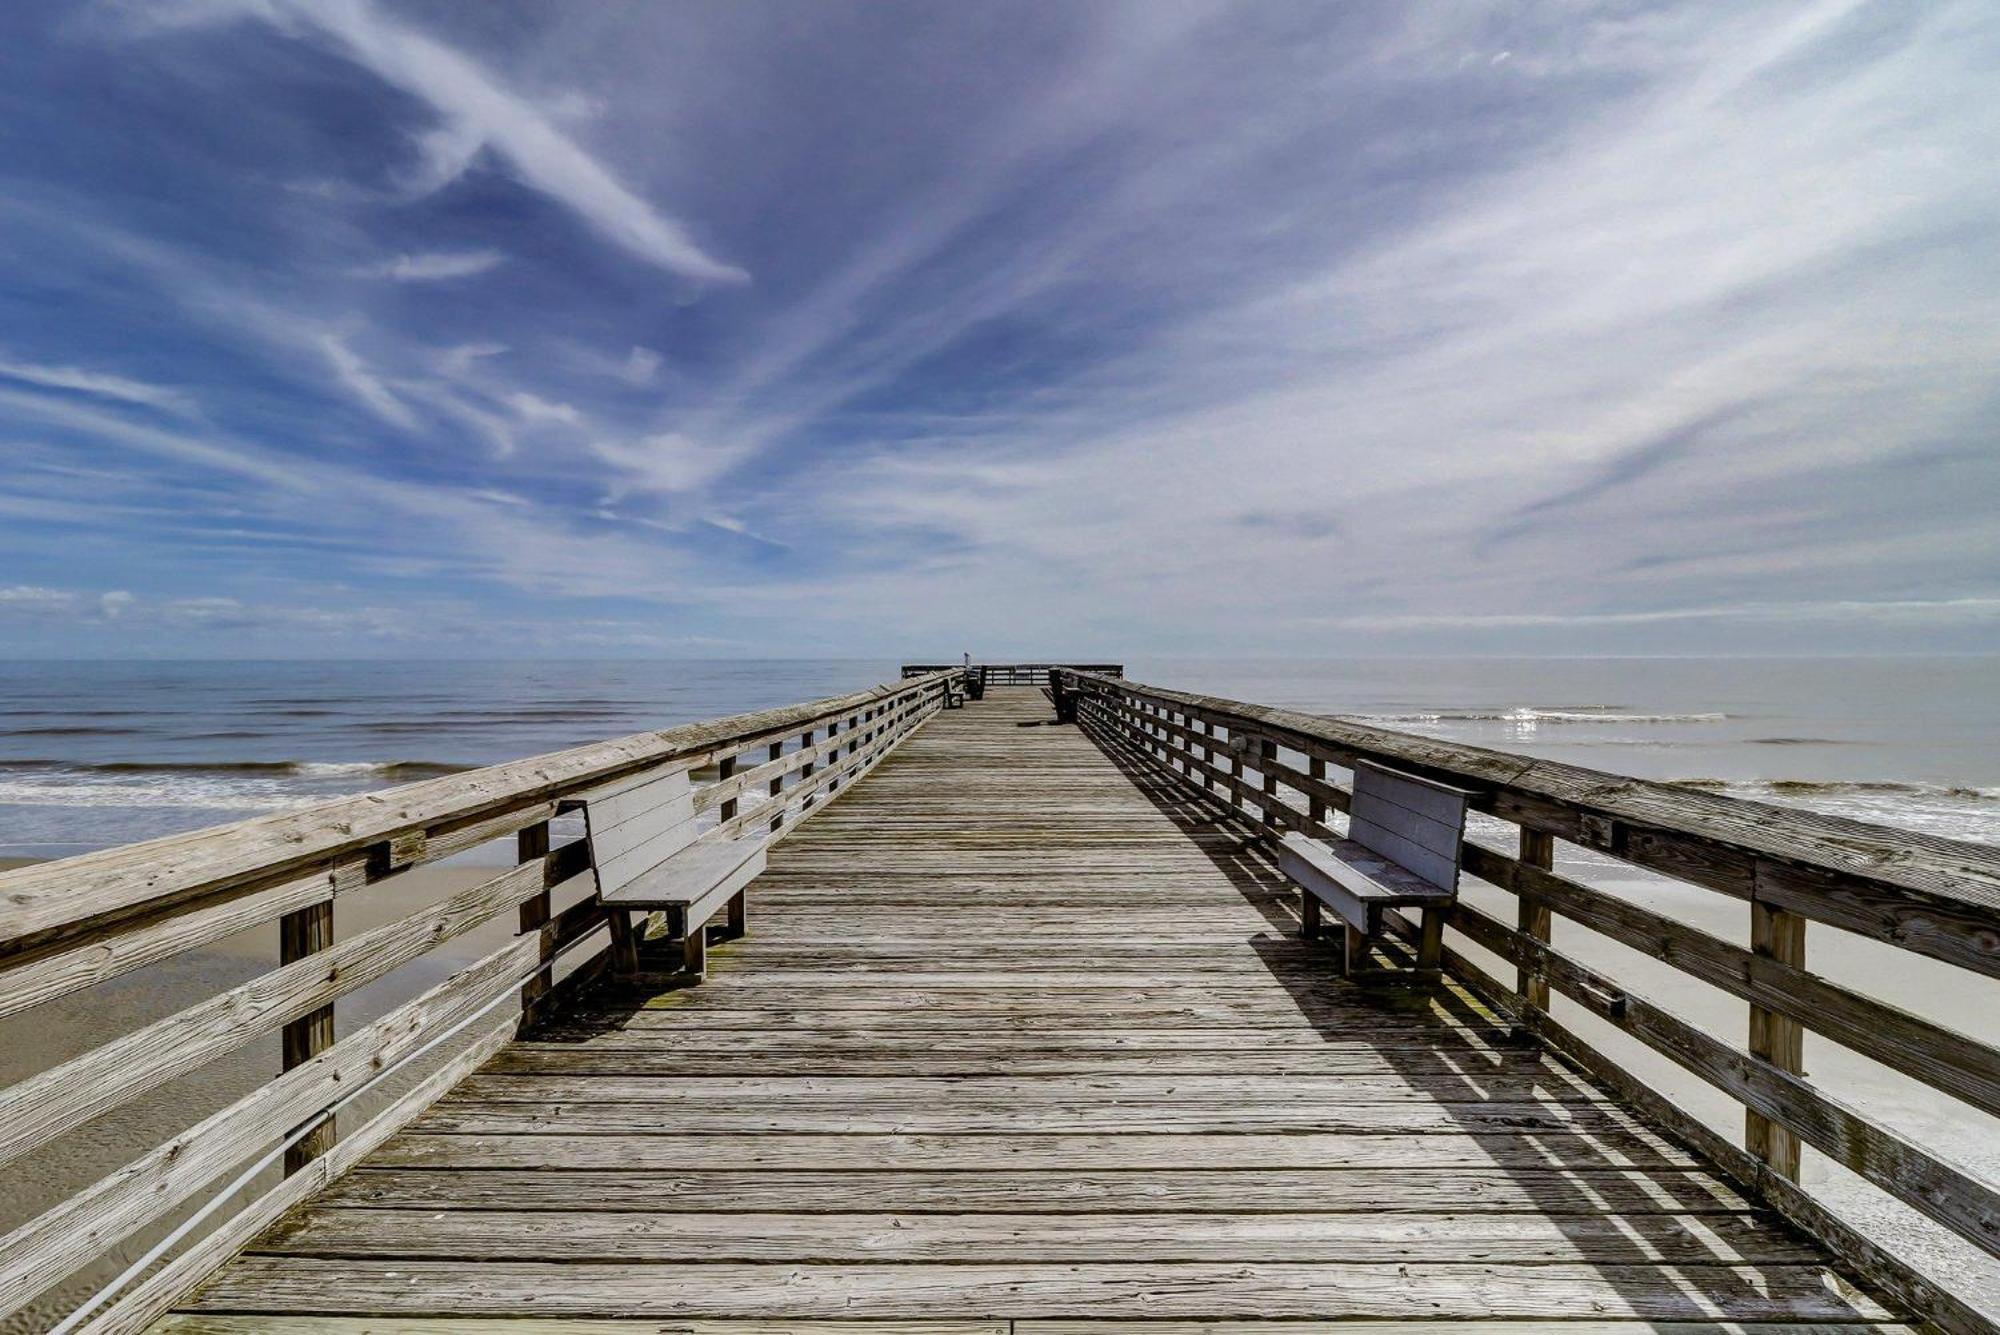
top-left (506, 392), bottom-right (583, 426)
top-left (316, 331), bottom-right (416, 429)
top-left (620, 346), bottom-right (661, 385)
top-left (0, 357), bottom-right (194, 416)
top-left (0, 585), bottom-right (77, 611)
top-left (246, 0), bottom-right (747, 285)
top-left (352, 248), bottom-right (504, 281)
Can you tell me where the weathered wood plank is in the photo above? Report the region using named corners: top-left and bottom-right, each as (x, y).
top-left (369, 1128), bottom-right (1705, 1171)
top-left (321, 1167), bottom-right (1756, 1215)
top-left (183, 1258), bottom-right (1896, 1321)
top-left (256, 1207), bottom-right (1820, 1264)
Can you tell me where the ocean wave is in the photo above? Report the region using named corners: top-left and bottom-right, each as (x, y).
top-left (0, 758), bottom-right (473, 780)
top-left (0, 724), bottom-right (148, 736)
top-left (1744, 737), bottom-right (1865, 746)
top-left (1353, 707), bottom-right (1728, 725)
top-left (1674, 778), bottom-right (1997, 801)
top-left (0, 779), bottom-right (315, 811)
top-left (0, 756), bottom-right (476, 817)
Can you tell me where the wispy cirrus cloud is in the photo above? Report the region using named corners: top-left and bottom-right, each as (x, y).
top-left (237, 0), bottom-right (748, 286)
top-left (350, 248), bottom-right (503, 281)
top-left (0, 357), bottom-right (194, 416)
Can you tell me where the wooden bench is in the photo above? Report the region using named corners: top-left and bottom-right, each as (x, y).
top-left (560, 761), bottom-right (766, 979)
top-left (1278, 760), bottom-right (1472, 977)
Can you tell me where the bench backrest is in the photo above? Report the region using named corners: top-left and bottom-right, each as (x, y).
top-left (1348, 760), bottom-right (1471, 892)
top-left (569, 762), bottom-right (696, 895)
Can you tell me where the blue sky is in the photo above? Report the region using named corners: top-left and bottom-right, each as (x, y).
top-left (0, 0), bottom-right (1994, 657)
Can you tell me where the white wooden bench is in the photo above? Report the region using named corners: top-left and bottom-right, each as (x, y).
top-left (559, 761), bottom-right (766, 979)
top-left (1278, 759), bottom-right (1472, 977)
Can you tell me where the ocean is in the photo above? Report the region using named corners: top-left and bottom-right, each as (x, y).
top-left (2, 656), bottom-right (1994, 858)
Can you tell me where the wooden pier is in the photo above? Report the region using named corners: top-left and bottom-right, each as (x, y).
top-left (3, 666), bottom-right (1998, 1332)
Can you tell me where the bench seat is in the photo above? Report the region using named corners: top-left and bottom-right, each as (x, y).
top-left (1279, 831), bottom-right (1452, 934)
top-left (602, 835), bottom-right (766, 914)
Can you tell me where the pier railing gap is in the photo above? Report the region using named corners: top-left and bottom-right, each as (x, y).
top-left (0, 669), bottom-right (957, 1332)
top-left (1059, 667), bottom-right (2000, 1334)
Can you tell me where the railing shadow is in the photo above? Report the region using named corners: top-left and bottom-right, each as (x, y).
top-left (1079, 718), bottom-right (1876, 1325)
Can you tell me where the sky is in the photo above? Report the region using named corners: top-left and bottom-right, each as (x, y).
top-left (0, 0), bottom-right (1995, 658)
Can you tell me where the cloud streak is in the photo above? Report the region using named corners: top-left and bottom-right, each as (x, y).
top-left (255, 0), bottom-right (747, 285)
top-left (352, 249), bottom-right (504, 281)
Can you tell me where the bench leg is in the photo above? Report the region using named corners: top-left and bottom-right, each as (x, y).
top-left (1300, 893), bottom-right (1321, 942)
top-left (720, 888), bottom-right (748, 942)
top-left (682, 920), bottom-right (708, 978)
top-left (607, 910), bottom-right (640, 979)
top-left (1417, 905), bottom-right (1446, 974)
top-left (1340, 923), bottom-right (1363, 977)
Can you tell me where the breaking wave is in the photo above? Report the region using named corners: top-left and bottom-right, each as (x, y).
top-left (1354, 706), bottom-right (1728, 725)
top-left (1673, 778), bottom-right (1998, 801)
top-left (0, 758), bottom-right (475, 813)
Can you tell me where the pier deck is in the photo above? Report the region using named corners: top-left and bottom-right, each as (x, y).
top-left (159, 688), bottom-right (1904, 1330)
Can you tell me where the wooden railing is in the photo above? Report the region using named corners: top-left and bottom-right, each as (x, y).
top-left (1064, 668), bottom-right (2000, 1335)
top-left (901, 661), bottom-right (1124, 686)
top-left (0, 669), bottom-right (955, 1333)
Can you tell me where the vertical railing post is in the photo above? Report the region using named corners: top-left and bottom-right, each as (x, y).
top-left (1196, 719), bottom-right (1213, 791)
top-left (1516, 828), bottom-right (1554, 1029)
top-left (798, 728), bottom-right (817, 811)
top-left (1259, 737), bottom-right (1279, 835)
top-left (766, 741), bottom-right (784, 834)
top-left (1308, 755), bottom-right (1326, 826)
top-left (279, 897), bottom-right (336, 1174)
top-left (715, 754), bottom-right (748, 939)
top-left (825, 721), bottom-right (842, 794)
top-left (1225, 729), bottom-right (1240, 811)
top-left (516, 819), bottom-right (553, 1031)
top-left (1748, 900), bottom-right (1806, 1178)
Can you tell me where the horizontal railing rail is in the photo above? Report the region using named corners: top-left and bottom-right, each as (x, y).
top-left (0, 669), bottom-right (955, 1333)
top-left (901, 661), bottom-right (1124, 684)
top-left (1063, 668), bottom-right (2000, 1335)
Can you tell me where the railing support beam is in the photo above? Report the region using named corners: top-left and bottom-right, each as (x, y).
top-left (277, 900), bottom-right (335, 1174)
top-left (1749, 900), bottom-right (1807, 1178)
top-left (515, 820), bottom-right (552, 1031)
top-left (1516, 828), bottom-right (1554, 1029)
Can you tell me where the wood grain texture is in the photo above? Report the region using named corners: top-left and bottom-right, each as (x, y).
top-left (172, 688), bottom-right (1901, 1330)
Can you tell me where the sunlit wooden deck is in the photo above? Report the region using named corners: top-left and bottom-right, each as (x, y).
top-left (159, 688), bottom-right (1906, 1329)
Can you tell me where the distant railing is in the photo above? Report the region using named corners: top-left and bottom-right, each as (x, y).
top-left (1063, 668), bottom-right (2000, 1335)
top-left (902, 662), bottom-right (1124, 686)
top-left (0, 669), bottom-right (956, 1333)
